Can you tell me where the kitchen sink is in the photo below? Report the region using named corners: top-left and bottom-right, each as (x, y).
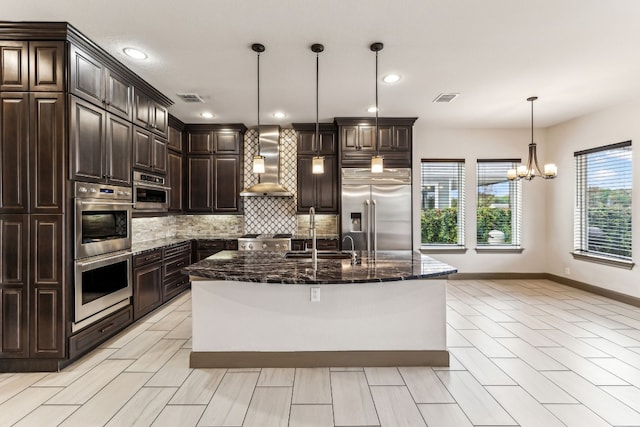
top-left (284, 251), bottom-right (354, 260)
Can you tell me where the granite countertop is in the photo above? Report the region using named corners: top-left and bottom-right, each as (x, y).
top-left (291, 234), bottom-right (339, 240)
top-left (131, 234), bottom-right (243, 255)
top-left (183, 250), bottom-right (457, 284)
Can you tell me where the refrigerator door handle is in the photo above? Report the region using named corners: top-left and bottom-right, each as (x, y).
top-left (372, 199), bottom-right (377, 252)
top-left (364, 199), bottom-right (371, 253)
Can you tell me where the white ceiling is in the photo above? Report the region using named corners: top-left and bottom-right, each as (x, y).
top-left (5, 0), bottom-right (640, 128)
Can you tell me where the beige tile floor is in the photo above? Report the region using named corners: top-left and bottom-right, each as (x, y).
top-left (3, 279), bottom-right (640, 426)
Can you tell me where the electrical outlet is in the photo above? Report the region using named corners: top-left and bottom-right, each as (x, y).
top-left (310, 287), bottom-right (321, 302)
top-left (564, 267), bottom-right (571, 275)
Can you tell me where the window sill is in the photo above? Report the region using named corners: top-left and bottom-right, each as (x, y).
top-left (571, 251), bottom-right (634, 270)
top-left (475, 246), bottom-right (524, 254)
top-left (420, 246), bottom-right (467, 254)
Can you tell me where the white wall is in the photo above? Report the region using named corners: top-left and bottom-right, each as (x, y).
top-left (546, 97), bottom-right (640, 297)
top-left (412, 125), bottom-right (548, 273)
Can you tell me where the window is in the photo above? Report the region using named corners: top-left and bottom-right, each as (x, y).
top-left (476, 160), bottom-right (521, 246)
top-left (420, 160), bottom-right (465, 246)
top-left (574, 141), bottom-right (632, 262)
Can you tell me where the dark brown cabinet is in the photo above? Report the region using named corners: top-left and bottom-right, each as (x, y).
top-left (1, 41), bottom-right (63, 92)
top-left (335, 117), bottom-right (417, 168)
top-left (0, 214), bottom-right (29, 358)
top-left (134, 90), bottom-right (168, 137)
top-left (185, 125), bottom-right (245, 213)
top-left (168, 150), bottom-right (183, 212)
top-left (293, 124), bottom-right (338, 213)
top-left (133, 249), bottom-right (163, 320)
top-left (133, 126), bottom-right (167, 175)
top-left (69, 44), bottom-right (133, 121)
top-left (195, 239), bottom-right (226, 261)
top-left (163, 242), bottom-right (191, 302)
top-left (0, 92), bottom-right (29, 213)
top-left (70, 96), bottom-right (132, 185)
top-left (168, 123), bottom-right (183, 153)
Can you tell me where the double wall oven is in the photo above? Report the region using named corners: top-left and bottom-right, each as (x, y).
top-left (73, 182), bottom-right (133, 331)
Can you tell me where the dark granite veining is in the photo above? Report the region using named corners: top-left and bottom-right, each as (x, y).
top-left (131, 235), bottom-right (242, 255)
top-left (183, 250), bottom-right (456, 284)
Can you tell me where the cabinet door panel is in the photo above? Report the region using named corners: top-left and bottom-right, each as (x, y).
top-left (1, 287), bottom-right (27, 356)
top-left (30, 93), bottom-right (65, 213)
top-left (69, 45), bottom-right (104, 106)
top-left (168, 126), bottom-right (183, 152)
top-left (187, 156), bottom-right (212, 211)
top-left (152, 136), bottom-right (167, 174)
top-left (187, 131), bottom-right (213, 154)
top-left (152, 103), bottom-right (168, 136)
top-left (358, 126), bottom-right (376, 150)
top-left (0, 93), bottom-right (29, 212)
top-left (133, 262), bottom-right (163, 320)
top-left (168, 151), bottom-right (183, 212)
top-left (105, 70), bottom-right (132, 120)
top-left (393, 126), bottom-right (411, 151)
top-left (297, 157), bottom-right (315, 211)
top-left (70, 96), bottom-right (105, 182)
top-left (133, 127), bottom-right (152, 170)
top-left (0, 215), bottom-right (28, 285)
top-left (30, 214), bottom-right (63, 357)
top-left (106, 115), bottom-right (132, 186)
top-left (341, 126), bottom-right (358, 150)
top-left (214, 132), bottom-right (239, 154)
top-left (133, 90), bottom-right (150, 128)
top-left (29, 41), bottom-right (64, 92)
top-left (0, 42), bottom-right (28, 91)
top-left (316, 156), bottom-right (338, 212)
top-left (377, 126), bottom-right (393, 151)
top-left (213, 156), bottom-right (239, 211)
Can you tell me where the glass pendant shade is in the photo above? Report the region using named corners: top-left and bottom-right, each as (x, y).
top-left (371, 155), bottom-right (384, 173)
top-left (253, 155), bottom-right (265, 174)
top-left (312, 156), bottom-right (324, 174)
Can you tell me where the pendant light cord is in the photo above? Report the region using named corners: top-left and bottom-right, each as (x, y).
top-left (257, 50), bottom-right (261, 143)
top-left (316, 50), bottom-right (319, 158)
top-left (530, 97), bottom-right (534, 145)
top-left (375, 49), bottom-right (379, 156)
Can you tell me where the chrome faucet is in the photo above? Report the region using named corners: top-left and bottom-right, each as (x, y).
top-left (309, 206), bottom-right (317, 270)
top-left (342, 235), bottom-right (358, 265)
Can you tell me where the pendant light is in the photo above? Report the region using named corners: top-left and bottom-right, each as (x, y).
top-left (311, 43), bottom-right (325, 174)
top-left (252, 43), bottom-right (266, 174)
top-left (507, 96), bottom-right (558, 181)
top-left (370, 42), bottom-right (384, 173)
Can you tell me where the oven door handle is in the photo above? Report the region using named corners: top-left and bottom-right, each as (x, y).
top-left (76, 252), bottom-right (131, 267)
top-left (79, 201), bottom-right (134, 206)
top-left (135, 182), bottom-right (171, 191)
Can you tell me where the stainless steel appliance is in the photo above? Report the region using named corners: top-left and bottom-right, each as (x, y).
top-left (73, 250), bottom-right (132, 331)
top-left (75, 182), bottom-right (133, 259)
top-left (341, 168), bottom-right (412, 251)
top-left (238, 234), bottom-right (292, 251)
top-left (133, 171), bottom-right (170, 211)
top-left (74, 182), bottom-right (133, 331)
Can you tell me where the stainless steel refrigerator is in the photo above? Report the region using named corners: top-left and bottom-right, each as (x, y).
top-left (341, 168), bottom-right (412, 251)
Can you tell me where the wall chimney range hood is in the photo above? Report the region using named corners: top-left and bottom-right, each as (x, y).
top-left (240, 125), bottom-right (293, 197)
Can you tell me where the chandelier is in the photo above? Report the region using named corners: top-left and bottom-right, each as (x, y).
top-left (507, 96), bottom-right (557, 181)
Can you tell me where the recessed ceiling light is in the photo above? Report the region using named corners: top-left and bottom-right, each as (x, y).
top-left (200, 112), bottom-right (214, 119)
top-left (367, 106), bottom-right (378, 113)
top-left (383, 74), bottom-right (401, 83)
top-left (273, 111), bottom-right (286, 119)
top-left (123, 47), bottom-right (148, 60)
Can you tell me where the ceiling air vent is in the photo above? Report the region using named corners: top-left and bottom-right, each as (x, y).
top-left (433, 93), bottom-right (459, 103)
top-left (176, 93), bottom-right (205, 103)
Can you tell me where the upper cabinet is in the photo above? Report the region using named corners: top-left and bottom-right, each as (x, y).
top-left (1, 41), bottom-right (64, 92)
top-left (69, 44), bottom-right (133, 121)
top-left (134, 90), bottom-right (168, 137)
top-left (133, 126), bottom-right (167, 175)
top-left (335, 117), bottom-right (417, 168)
top-left (184, 124), bottom-right (245, 213)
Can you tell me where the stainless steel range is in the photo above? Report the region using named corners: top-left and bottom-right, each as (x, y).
top-left (238, 234), bottom-right (292, 251)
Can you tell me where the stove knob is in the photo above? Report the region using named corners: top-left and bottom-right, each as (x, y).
top-left (90, 188), bottom-right (97, 193)
top-left (275, 243), bottom-right (281, 249)
top-left (240, 244), bottom-right (245, 249)
top-left (248, 243), bottom-right (253, 250)
top-left (262, 243), bottom-right (268, 249)
top-left (78, 186), bottom-right (88, 193)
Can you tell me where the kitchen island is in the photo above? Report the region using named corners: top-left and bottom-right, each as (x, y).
top-left (183, 250), bottom-right (456, 368)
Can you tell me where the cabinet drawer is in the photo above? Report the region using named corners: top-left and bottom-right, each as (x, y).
top-left (163, 241), bottom-right (191, 259)
top-left (163, 273), bottom-right (190, 301)
top-left (225, 239), bottom-right (238, 250)
top-left (68, 305), bottom-right (133, 359)
top-left (197, 239), bottom-right (225, 250)
top-left (317, 239), bottom-right (339, 250)
top-left (133, 249), bottom-right (162, 267)
top-left (164, 253), bottom-right (191, 276)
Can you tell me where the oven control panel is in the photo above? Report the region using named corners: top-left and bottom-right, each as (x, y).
top-left (75, 182), bottom-right (132, 201)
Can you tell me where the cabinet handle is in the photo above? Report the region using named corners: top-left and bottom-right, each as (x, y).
top-left (176, 262), bottom-right (184, 267)
top-left (99, 323), bottom-right (115, 333)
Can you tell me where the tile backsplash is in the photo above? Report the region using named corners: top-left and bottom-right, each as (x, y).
top-left (131, 127), bottom-right (338, 243)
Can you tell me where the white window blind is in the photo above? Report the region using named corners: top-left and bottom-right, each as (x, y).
top-left (476, 160), bottom-right (521, 246)
top-left (574, 141), bottom-right (632, 260)
top-left (420, 160), bottom-right (465, 246)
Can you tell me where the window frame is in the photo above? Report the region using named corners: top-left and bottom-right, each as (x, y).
top-left (420, 159), bottom-right (466, 251)
top-left (572, 140), bottom-right (634, 269)
top-left (475, 159), bottom-right (522, 251)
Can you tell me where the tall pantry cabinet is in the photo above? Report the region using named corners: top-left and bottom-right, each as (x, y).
top-left (0, 23), bottom-right (173, 371)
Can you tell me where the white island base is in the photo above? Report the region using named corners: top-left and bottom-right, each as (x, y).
top-left (190, 279), bottom-right (449, 368)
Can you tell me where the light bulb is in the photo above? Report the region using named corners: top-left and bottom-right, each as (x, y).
top-left (371, 155), bottom-right (384, 173)
top-left (312, 156), bottom-right (324, 174)
top-left (253, 155), bottom-right (265, 174)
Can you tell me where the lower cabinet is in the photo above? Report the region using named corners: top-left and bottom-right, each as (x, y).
top-left (291, 238), bottom-right (339, 251)
top-left (163, 242), bottom-right (191, 302)
top-left (196, 239), bottom-right (226, 261)
top-left (68, 305), bottom-right (133, 359)
top-left (133, 249), bottom-right (163, 320)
